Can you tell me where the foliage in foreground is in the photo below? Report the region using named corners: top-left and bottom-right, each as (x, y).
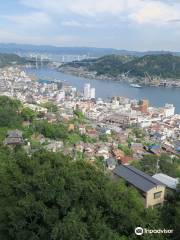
top-left (0, 149), bottom-right (170, 240)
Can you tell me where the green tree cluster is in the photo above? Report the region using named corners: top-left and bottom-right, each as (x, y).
top-left (0, 96), bottom-right (22, 128)
top-left (0, 149), bottom-right (168, 240)
top-left (134, 154), bottom-right (180, 177)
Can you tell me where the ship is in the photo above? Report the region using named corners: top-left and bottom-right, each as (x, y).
top-left (130, 84), bottom-right (142, 88)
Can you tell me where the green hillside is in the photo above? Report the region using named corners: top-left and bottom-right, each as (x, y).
top-left (0, 53), bottom-right (26, 68)
top-left (63, 54), bottom-right (180, 79)
top-left (122, 54), bottom-right (180, 78)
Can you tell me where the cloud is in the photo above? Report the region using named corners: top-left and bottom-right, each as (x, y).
top-left (20, 0), bottom-right (125, 15)
top-left (4, 11), bottom-right (51, 26)
top-left (0, 0), bottom-right (179, 50)
top-left (129, 1), bottom-right (180, 24)
top-left (0, 28), bottom-right (81, 46)
top-left (61, 20), bottom-right (93, 28)
top-left (20, 0), bottom-right (180, 25)
top-left (69, 0), bottom-right (125, 16)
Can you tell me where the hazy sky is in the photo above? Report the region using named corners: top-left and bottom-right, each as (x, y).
top-left (1, 0), bottom-right (180, 51)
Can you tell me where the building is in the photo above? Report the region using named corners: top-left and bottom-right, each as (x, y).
top-left (90, 88), bottom-right (96, 99)
top-left (84, 83), bottom-right (91, 99)
top-left (153, 173), bottom-right (179, 190)
top-left (139, 99), bottom-right (149, 113)
top-left (4, 130), bottom-right (24, 147)
top-left (113, 165), bottom-right (166, 208)
top-left (106, 158), bottom-right (117, 170)
top-left (164, 104), bottom-right (175, 117)
top-left (56, 90), bottom-right (65, 101)
top-left (84, 83), bottom-right (95, 99)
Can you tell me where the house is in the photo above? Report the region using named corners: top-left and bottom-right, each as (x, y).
top-left (120, 156), bottom-right (133, 165)
top-left (112, 148), bottom-right (125, 160)
top-left (96, 146), bottom-right (109, 159)
top-left (4, 130), bottom-right (24, 147)
top-left (100, 127), bottom-right (111, 135)
top-left (68, 124), bottom-right (75, 132)
top-left (45, 140), bottom-right (64, 153)
top-left (106, 158), bottom-right (117, 170)
top-left (148, 145), bottom-right (164, 156)
top-left (131, 143), bottom-right (144, 153)
top-left (113, 165), bottom-right (166, 208)
top-left (75, 142), bottom-right (84, 153)
top-left (78, 125), bottom-right (86, 135)
top-left (45, 112), bottom-right (57, 123)
top-left (153, 173), bottom-right (179, 190)
top-left (115, 132), bottom-right (129, 144)
top-left (86, 129), bottom-right (99, 139)
top-left (131, 143), bottom-right (147, 159)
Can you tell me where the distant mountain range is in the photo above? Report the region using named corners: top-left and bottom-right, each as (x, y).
top-left (0, 43), bottom-right (180, 57)
top-left (62, 54), bottom-right (180, 79)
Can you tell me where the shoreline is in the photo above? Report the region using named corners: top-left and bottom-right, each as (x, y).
top-left (59, 67), bottom-right (180, 89)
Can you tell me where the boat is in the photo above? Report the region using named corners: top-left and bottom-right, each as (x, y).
top-left (130, 84), bottom-right (142, 88)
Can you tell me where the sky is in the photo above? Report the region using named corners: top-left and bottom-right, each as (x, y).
top-left (1, 0), bottom-right (180, 51)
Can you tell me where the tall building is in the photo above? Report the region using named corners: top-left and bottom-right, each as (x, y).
top-left (84, 83), bottom-right (91, 99)
top-left (84, 83), bottom-right (96, 99)
top-left (139, 99), bottom-right (149, 113)
top-left (90, 88), bottom-right (95, 99)
top-left (164, 104), bottom-right (175, 117)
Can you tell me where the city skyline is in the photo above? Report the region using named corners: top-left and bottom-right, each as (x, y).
top-left (1, 0), bottom-right (180, 51)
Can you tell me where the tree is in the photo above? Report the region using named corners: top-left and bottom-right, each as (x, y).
top-left (137, 155), bottom-right (158, 175)
top-left (0, 96), bottom-right (22, 127)
top-left (118, 144), bottom-right (133, 156)
top-left (0, 150), bottom-right (167, 240)
top-left (41, 102), bottom-right (58, 113)
top-left (21, 107), bottom-right (36, 122)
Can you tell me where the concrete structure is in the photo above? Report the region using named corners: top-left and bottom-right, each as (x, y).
top-left (113, 165), bottom-right (166, 208)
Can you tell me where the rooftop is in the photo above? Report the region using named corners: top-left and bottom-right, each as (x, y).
top-left (113, 165), bottom-right (165, 192)
top-left (153, 173), bottom-right (179, 190)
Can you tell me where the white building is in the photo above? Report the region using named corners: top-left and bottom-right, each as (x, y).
top-left (56, 90), bottom-right (65, 101)
top-left (84, 83), bottom-right (91, 99)
top-left (84, 83), bottom-right (96, 99)
top-left (164, 104), bottom-right (175, 118)
top-left (90, 88), bottom-right (96, 99)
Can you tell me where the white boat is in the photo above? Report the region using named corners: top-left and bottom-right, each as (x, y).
top-left (130, 84), bottom-right (142, 88)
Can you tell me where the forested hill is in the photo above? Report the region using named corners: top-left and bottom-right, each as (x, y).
top-left (0, 53), bottom-right (26, 68)
top-left (62, 54), bottom-right (180, 79)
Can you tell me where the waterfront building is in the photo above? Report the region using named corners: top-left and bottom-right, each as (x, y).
top-left (164, 104), bottom-right (175, 117)
top-left (84, 83), bottom-right (91, 99)
top-left (84, 83), bottom-right (95, 99)
top-left (139, 99), bottom-right (149, 113)
top-left (90, 88), bottom-right (96, 99)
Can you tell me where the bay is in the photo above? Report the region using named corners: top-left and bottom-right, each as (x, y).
top-left (26, 68), bottom-right (180, 113)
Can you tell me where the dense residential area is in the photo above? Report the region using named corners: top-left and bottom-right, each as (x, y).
top-left (0, 64), bottom-right (180, 239)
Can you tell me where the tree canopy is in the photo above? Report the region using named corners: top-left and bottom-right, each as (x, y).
top-left (0, 149), bottom-right (169, 240)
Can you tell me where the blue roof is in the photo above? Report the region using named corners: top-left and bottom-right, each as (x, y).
top-left (149, 145), bottom-right (161, 149)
